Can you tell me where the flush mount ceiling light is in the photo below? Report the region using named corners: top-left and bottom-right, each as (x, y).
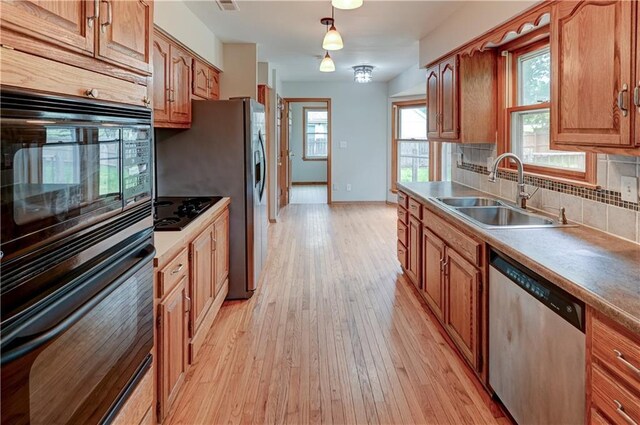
top-left (321, 10), bottom-right (343, 51)
top-left (319, 52), bottom-right (336, 72)
top-left (353, 65), bottom-right (373, 83)
top-left (332, 0), bottom-right (363, 10)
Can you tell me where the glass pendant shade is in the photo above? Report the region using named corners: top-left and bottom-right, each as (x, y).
top-left (322, 25), bottom-right (344, 50)
top-left (332, 0), bottom-right (363, 10)
top-left (319, 52), bottom-right (336, 72)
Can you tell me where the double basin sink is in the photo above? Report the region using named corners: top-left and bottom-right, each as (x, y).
top-left (431, 197), bottom-right (570, 229)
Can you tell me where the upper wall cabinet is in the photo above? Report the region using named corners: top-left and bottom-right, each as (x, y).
top-left (551, 0), bottom-right (639, 154)
top-left (192, 59), bottom-right (220, 100)
top-left (427, 51), bottom-right (497, 144)
top-left (96, 0), bottom-right (153, 74)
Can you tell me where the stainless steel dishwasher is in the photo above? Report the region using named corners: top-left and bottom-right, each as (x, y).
top-left (489, 250), bottom-right (586, 425)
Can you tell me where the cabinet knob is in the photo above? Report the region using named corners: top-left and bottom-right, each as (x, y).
top-left (85, 88), bottom-right (99, 98)
top-left (143, 97), bottom-right (151, 108)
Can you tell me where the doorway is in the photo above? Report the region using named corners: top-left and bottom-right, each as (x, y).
top-left (279, 98), bottom-right (332, 207)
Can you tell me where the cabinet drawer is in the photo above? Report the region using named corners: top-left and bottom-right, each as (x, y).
top-left (408, 198), bottom-right (422, 219)
top-left (158, 248), bottom-right (189, 298)
top-left (397, 191), bottom-right (409, 209)
top-left (423, 209), bottom-right (482, 266)
top-left (397, 241), bottom-right (408, 269)
top-left (591, 409), bottom-right (611, 425)
top-left (592, 313), bottom-right (640, 393)
top-left (592, 365), bottom-right (640, 425)
top-left (398, 207), bottom-right (408, 225)
top-left (397, 221), bottom-right (408, 246)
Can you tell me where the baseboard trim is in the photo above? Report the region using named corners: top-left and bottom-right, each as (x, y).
top-left (331, 201), bottom-right (388, 205)
top-left (291, 182), bottom-right (327, 186)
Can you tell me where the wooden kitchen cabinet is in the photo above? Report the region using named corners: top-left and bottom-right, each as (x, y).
top-left (636, 3), bottom-right (640, 148)
top-left (189, 225), bottom-right (215, 336)
top-left (426, 51), bottom-right (497, 143)
top-left (422, 228), bottom-right (445, 321)
top-left (407, 215), bottom-right (422, 289)
top-left (443, 249), bottom-right (481, 370)
top-left (158, 275), bottom-right (189, 421)
top-left (152, 33), bottom-right (192, 127)
top-left (213, 209), bottom-right (230, 294)
top-left (551, 0), bottom-right (637, 153)
top-left (152, 34), bottom-right (170, 122)
top-left (96, 0), bottom-right (153, 74)
top-left (193, 59), bottom-right (221, 100)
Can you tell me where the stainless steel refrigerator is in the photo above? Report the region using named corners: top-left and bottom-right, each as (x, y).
top-left (155, 98), bottom-right (267, 299)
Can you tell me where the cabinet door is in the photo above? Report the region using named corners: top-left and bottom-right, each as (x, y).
top-left (422, 228), bottom-right (445, 321)
top-left (426, 65), bottom-right (440, 139)
top-left (439, 55), bottom-right (459, 140)
top-left (96, 0), bottom-right (152, 74)
top-left (152, 34), bottom-right (170, 122)
top-left (209, 68), bottom-right (220, 100)
top-left (214, 210), bottom-right (230, 295)
top-left (169, 45), bottom-right (192, 124)
top-left (551, 1), bottom-right (633, 148)
top-left (406, 215), bottom-right (421, 288)
top-left (636, 3), bottom-right (640, 148)
top-left (190, 225), bottom-right (215, 334)
top-left (444, 248), bottom-right (480, 370)
top-left (158, 275), bottom-right (189, 420)
top-left (192, 59), bottom-right (209, 99)
top-left (0, 0), bottom-right (95, 55)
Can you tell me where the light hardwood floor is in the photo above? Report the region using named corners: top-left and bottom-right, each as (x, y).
top-left (290, 185), bottom-right (327, 204)
top-left (166, 203), bottom-right (504, 425)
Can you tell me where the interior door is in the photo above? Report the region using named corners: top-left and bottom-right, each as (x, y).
top-left (96, 0), bottom-right (152, 74)
top-left (426, 65), bottom-right (440, 139)
top-left (278, 101), bottom-right (290, 208)
top-left (152, 34), bottom-right (170, 122)
top-left (0, 0), bottom-right (95, 55)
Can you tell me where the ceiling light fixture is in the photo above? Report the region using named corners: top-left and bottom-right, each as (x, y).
top-left (332, 0), bottom-right (363, 10)
top-left (319, 52), bottom-right (336, 72)
top-left (353, 65), bottom-right (373, 83)
top-left (320, 9), bottom-right (343, 51)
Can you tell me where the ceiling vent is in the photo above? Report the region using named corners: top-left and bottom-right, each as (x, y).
top-left (216, 0), bottom-right (239, 11)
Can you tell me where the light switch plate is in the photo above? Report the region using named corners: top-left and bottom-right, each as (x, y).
top-left (620, 176), bottom-right (639, 202)
top-left (346, 184), bottom-right (352, 191)
top-left (339, 141), bottom-right (348, 149)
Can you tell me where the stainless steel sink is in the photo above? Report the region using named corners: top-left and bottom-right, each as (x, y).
top-left (455, 206), bottom-right (555, 228)
top-left (436, 197), bottom-right (504, 207)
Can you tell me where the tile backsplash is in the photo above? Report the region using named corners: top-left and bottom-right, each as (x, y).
top-left (450, 144), bottom-right (640, 244)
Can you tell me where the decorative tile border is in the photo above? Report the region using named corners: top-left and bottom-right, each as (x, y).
top-left (459, 161), bottom-right (639, 212)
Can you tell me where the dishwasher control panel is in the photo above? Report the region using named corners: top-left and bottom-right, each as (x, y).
top-left (490, 251), bottom-right (585, 331)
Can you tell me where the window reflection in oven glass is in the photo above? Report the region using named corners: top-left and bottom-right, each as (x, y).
top-left (28, 276), bottom-right (140, 424)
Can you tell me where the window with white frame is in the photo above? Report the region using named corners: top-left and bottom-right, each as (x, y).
top-left (396, 104), bottom-right (429, 184)
top-left (303, 108), bottom-right (328, 160)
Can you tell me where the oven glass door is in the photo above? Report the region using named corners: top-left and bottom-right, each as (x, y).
top-left (1, 121), bottom-right (124, 258)
top-left (1, 238), bottom-right (154, 425)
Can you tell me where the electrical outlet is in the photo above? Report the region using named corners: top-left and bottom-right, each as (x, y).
top-left (456, 153), bottom-right (463, 166)
top-left (620, 176), bottom-right (638, 202)
top-left (346, 184), bottom-right (352, 191)
top-left (487, 157), bottom-right (495, 171)
top-left (339, 141), bottom-right (348, 149)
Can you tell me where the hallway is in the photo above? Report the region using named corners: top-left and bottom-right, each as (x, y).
top-left (166, 203), bottom-right (503, 425)
top-left (290, 184), bottom-right (327, 204)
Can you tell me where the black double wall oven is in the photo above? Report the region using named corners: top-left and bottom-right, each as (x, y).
top-left (1, 89), bottom-right (155, 425)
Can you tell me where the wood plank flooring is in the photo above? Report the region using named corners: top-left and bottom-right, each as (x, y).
top-left (290, 185), bottom-right (327, 204)
top-left (166, 203), bottom-right (504, 425)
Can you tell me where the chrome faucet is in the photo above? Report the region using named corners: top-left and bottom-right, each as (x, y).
top-left (488, 153), bottom-right (531, 209)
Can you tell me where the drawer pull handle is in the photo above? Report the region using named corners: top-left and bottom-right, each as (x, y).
top-left (614, 349), bottom-right (640, 377)
top-left (615, 400), bottom-right (638, 425)
top-left (171, 263), bottom-right (184, 275)
top-left (618, 84), bottom-right (629, 117)
top-left (184, 295), bottom-right (192, 313)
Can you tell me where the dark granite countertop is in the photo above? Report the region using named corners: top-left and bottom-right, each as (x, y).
top-left (398, 181), bottom-right (640, 334)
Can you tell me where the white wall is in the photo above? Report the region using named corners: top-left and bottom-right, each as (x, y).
top-left (388, 65), bottom-right (426, 98)
top-left (154, 0), bottom-right (224, 70)
top-left (220, 44), bottom-right (257, 100)
top-left (289, 102), bottom-right (328, 183)
top-left (419, 0), bottom-right (539, 66)
top-left (282, 82), bottom-right (388, 202)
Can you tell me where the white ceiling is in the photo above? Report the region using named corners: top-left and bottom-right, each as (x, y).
top-left (184, 1), bottom-right (465, 82)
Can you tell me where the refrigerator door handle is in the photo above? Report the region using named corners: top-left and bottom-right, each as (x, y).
top-left (258, 131), bottom-right (267, 201)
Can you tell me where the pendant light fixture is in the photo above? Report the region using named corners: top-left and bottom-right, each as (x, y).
top-left (353, 65), bottom-right (374, 83)
top-left (319, 52), bottom-right (336, 72)
top-left (332, 0), bottom-right (363, 10)
top-left (320, 8), bottom-right (343, 51)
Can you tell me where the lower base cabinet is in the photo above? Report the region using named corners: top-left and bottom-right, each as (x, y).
top-left (422, 228), bottom-right (445, 321)
top-left (154, 202), bottom-right (230, 422)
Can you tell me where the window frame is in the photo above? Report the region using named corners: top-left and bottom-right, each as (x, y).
top-left (497, 33), bottom-right (597, 186)
top-left (391, 99), bottom-right (440, 193)
top-left (302, 107), bottom-right (328, 161)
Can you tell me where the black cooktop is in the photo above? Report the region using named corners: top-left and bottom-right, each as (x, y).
top-left (153, 196), bottom-right (223, 231)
